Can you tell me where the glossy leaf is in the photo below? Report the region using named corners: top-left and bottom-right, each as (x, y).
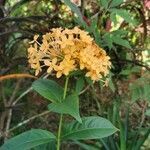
top-left (33, 140), bottom-right (56, 150)
top-left (48, 93), bottom-right (81, 123)
top-left (75, 77), bottom-right (85, 94)
top-left (110, 0), bottom-right (123, 8)
top-left (32, 79), bottom-right (64, 102)
top-left (62, 116), bottom-right (118, 140)
top-left (0, 129), bottom-right (56, 150)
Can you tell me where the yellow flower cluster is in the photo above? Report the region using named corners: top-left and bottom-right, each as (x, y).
top-left (28, 27), bottom-right (111, 81)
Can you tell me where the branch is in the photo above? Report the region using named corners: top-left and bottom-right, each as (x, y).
top-left (111, 58), bottom-right (150, 71)
top-left (0, 111), bottom-right (50, 138)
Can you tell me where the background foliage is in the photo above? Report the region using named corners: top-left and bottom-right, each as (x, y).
top-left (0, 0), bottom-right (150, 149)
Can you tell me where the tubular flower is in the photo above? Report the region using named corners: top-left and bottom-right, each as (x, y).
top-left (28, 27), bottom-right (111, 81)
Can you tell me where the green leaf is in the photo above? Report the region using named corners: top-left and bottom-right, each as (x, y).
top-left (112, 29), bottom-right (128, 36)
top-left (110, 0), bottom-right (123, 8)
top-left (63, 0), bottom-right (87, 27)
top-left (104, 31), bottom-right (132, 49)
top-left (120, 67), bottom-right (140, 75)
top-left (75, 77), bottom-right (85, 94)
top-left (48, 93), bottom-right (81, 123)
top-left (112, 36), bottom-right (132, 49)
top-left (99, 138), bottom-right (111, 150)
top-left (145, 109), bottom-right (150, 116)
top-left (107, 72), bottom-right (115, 92)
top-left (98, 0), bottom-right (109, 9)
top-left (120, 69), bottom-right (132, 75)
top-left (62, 116), bottom-right (118, 140)
top-left (118, 116), bottom-right (126, 150)
top-left (74, 141), bottom-right (99, 150)
top-left (134, 129), bottom-right (150, 150)
top-left (110, 12), bottom-right (118, 25)
top-left (69, 70), bottom-right (83, 77)
top-left (103, 33), bottom-right (114, 49)
top-left (33, 140), bottom-right (56, 150)
top-left (130, 77), bottom-right (150, 102)
top-left (109, 8), bottom-right (136, 25)
top-left (109, 78), bottom-right (115, 92)
top-left (0, 129), bottom-right (56, 150)
top-left (32, 79), bottom-right (64, 103)
top-left (85, 77), bottom-right (93, 85)
top-left (10, 0), bottom-right (30, 14)
top-left (87, 15), bottom-right (102, 46)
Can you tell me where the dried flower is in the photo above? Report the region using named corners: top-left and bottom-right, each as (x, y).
top-left (28, 27), bottom-right (111, 81)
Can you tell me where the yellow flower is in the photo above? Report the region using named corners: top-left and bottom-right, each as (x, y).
top-left (44, 58), bottom-right (57, 73)
top-left (54, 55), bottom-right (76, 78)
top-left (27, 27), bottom-right (111, 81)
top-left (29, 35), bottom-right (39, 44)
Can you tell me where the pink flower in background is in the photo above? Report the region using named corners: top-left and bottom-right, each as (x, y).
top-left (143, 0), bottom-right (150, 10)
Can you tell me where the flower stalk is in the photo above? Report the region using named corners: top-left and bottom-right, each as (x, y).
top-left (56, 76), bottom-right (69, 150)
